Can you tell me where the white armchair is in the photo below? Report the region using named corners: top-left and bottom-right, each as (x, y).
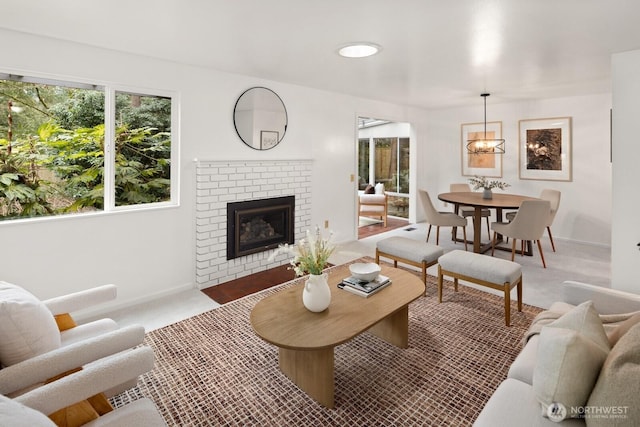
top-left (0, 281), bottom-right (164, 426)
top-left (358, 183), bottom-right (388, 227)
top-left (1, 345), bottom-right (166, 426)
top-left (0, 325), bottom-right (146, 397)
top-left (0, 281), bottom-right (119, 368)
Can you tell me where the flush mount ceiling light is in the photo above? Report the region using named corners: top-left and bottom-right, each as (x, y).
top-left (467, 93), bottom-right (505, 154)
top-left (337, 42), bottom-right (381, 58)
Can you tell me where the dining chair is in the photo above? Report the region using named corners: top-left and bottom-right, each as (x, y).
top-left (419, 189), bottom-right (468, 250)
top-left (506, 189), bottom-right (561, 252)
top-left (491, 200), bottom-right (551, 268)
top-left (450, 183), bottom-right (491, 240)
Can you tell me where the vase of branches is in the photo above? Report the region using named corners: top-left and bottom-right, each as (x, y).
top-left (468, 176), bottom-right (510, 200)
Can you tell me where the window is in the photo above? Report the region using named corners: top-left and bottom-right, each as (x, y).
top-left (357, 138), bottom-right (370, 190)
top-left (372, 137), bottom-right (410, 194)
top-left (0, 73), bottom-right (177, 221)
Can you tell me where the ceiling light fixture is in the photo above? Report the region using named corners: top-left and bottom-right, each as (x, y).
top-left (467, 93), bottom-right (505, 154)
top-left (338, 42), bottom-right (381, 58)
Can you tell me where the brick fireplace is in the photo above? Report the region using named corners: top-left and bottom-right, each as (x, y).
top-left (226, 195), bottom-right (295, 260)
top-left (195, 159), bottom-right (312, 288)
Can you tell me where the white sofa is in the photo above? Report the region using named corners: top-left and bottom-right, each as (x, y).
top-left (474, 281), bottom-right (640, 426)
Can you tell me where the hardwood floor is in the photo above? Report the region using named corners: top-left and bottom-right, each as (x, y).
top-left (201, 264), bottom-right (297, 304)
top-left (358, 216), bottom-right (409, 239)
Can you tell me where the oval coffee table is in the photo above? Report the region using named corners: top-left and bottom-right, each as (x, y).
top-left (250, 263), bottom-right (424, 408)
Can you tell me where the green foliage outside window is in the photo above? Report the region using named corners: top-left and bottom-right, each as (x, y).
top-left (0, 78), bottom-right (172, 220)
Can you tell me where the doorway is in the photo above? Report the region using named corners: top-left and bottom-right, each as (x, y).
top-left (357, 116), bottom-right (410, 239)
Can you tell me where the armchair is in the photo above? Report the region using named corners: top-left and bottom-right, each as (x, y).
top-left (1, 346), bottom-right (166, 426)
top-left (0, 281), bottom-right (119, 368)
top-left (358, 183), bottom-right (388, 227)
top-left (0, 325), bottom-right (146, 396)
top-left (0, 282), bottom-right (162, 426)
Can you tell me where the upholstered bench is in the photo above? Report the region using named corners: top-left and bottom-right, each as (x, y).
top-left (437, 250), bottom-right (522, 326)
top-left (375, 236), bottom-right (444, 291)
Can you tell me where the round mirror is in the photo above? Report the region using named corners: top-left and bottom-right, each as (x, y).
top-left (233, 87), bottom-right (288, 150)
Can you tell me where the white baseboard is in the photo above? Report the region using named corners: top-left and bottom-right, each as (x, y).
top-left (74, 282), bottom-right (196, 323)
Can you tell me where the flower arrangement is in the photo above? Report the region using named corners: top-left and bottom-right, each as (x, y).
top-left (468, 175), bottom-right (510, 191)
top-left (269, 226), bottom-right (335, 276)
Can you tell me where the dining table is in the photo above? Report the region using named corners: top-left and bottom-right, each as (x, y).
top-left (437, 192), bottom-right (540, 254)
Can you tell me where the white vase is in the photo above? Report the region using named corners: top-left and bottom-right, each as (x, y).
top-left (302, 273), bottom-right (331, 312)
top-left (483, 188), bottom-right (493, 199)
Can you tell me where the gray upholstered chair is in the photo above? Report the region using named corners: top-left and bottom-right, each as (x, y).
top-left (492, 200), bottom-right (551, 268)
top-left (506, 189), bottom-right (561, 252)
top-left (419, 189), bottom-right (468, 250)
top-left (450, 183), bottom-right (491, 240)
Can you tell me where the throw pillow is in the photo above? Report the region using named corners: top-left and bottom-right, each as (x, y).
top-left (0, 281), bottom-right (61, 366)
top-left (606, 312), bottom-right (640, 346)
top-left (586, 322), bottom-right (640, 427)
top-left (364, 184), bottom-right (375, 194)
top-left (533, 301), bottom-right (610, 419)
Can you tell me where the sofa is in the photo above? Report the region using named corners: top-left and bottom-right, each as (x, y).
top-left (474, 280), bottom-right (640, 426)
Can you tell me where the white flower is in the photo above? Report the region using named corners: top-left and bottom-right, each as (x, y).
top-left (270, 226), bottom-right (335, 276)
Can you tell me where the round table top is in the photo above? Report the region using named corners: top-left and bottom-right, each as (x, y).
top-left (438, 192), bottom-right (540, 209)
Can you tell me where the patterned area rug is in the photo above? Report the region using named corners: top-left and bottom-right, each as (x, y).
top-left (113, 264), bottom-right (541, 426)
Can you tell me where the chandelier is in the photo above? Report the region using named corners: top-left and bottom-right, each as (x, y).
top-left (467, 93), bottom-right (505, 154)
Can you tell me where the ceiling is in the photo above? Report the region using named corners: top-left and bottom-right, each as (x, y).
top-left (2, 0), bottom-right (640, 109)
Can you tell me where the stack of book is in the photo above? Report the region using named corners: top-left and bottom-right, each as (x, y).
top-left (338, 274), bottom-right (392, 298)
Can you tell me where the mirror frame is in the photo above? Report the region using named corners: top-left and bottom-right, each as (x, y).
top-left (233, 87), bottom-right (288, 150)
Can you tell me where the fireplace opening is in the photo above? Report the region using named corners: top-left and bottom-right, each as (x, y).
top-left (227, 196), bottom-right (295, 260)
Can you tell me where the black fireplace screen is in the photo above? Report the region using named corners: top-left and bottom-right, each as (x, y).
top-left (226, 196), bottom-right (294, 260)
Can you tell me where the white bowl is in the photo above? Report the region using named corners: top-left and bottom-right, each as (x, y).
top-left (349, 262), bottom-right (381, 282)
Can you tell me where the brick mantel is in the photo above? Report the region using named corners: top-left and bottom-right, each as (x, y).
top-left (195, 159), bottom-right (312, 289)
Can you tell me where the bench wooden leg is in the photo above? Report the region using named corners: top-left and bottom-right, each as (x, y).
top-left (375, 248), bottom-right (380, 264)
top-left (503, 282), bottom-right (511, 326)
top-left (517, 277), bottom-right (523, 312)
top-left (421, 261), bottom-right (427, 294)
top-left (437, 266), bottom-right (443, 303)
top-left (453, 277), bottom-right (458, 292)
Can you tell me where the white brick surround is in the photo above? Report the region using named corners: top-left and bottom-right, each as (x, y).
top-left (195, 159), bottom-right (312, 289)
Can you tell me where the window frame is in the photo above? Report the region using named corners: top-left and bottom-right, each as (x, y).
top-left (0, 70), bottom-right (180, 223)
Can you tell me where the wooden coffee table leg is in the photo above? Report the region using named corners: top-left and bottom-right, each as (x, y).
top-left (278, 347), bottom-right (334, 408)
top-left (368, 305), bottom-right (409, 348)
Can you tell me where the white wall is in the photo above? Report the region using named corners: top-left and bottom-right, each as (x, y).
top-left (0, 29), bottom-right (429, 311)
top-left (421, 94), bottom-right (613, 246)
top-left (611, 50), bottom-right (640, 293)
top-left (0, 29), bottom-right (617, 311)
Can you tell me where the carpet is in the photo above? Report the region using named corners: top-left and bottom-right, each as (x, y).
top-left (113, 265), bottom-right (541, 426)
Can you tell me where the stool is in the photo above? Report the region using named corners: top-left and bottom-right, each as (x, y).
top-left (437, 250), bottom-right (522, 326)
top-left (375, 236), bottom-right (443, 292)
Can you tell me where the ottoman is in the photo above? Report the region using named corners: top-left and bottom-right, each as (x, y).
top-left (375, 236), bottom-right (443, 292)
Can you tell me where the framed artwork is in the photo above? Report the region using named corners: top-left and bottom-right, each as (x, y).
top-left (461, 121), bottom-right (503, 177)
top-left (519, 117), bottom-right (572, 181)
top-left (260, 131), bottom-right (279, 149)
